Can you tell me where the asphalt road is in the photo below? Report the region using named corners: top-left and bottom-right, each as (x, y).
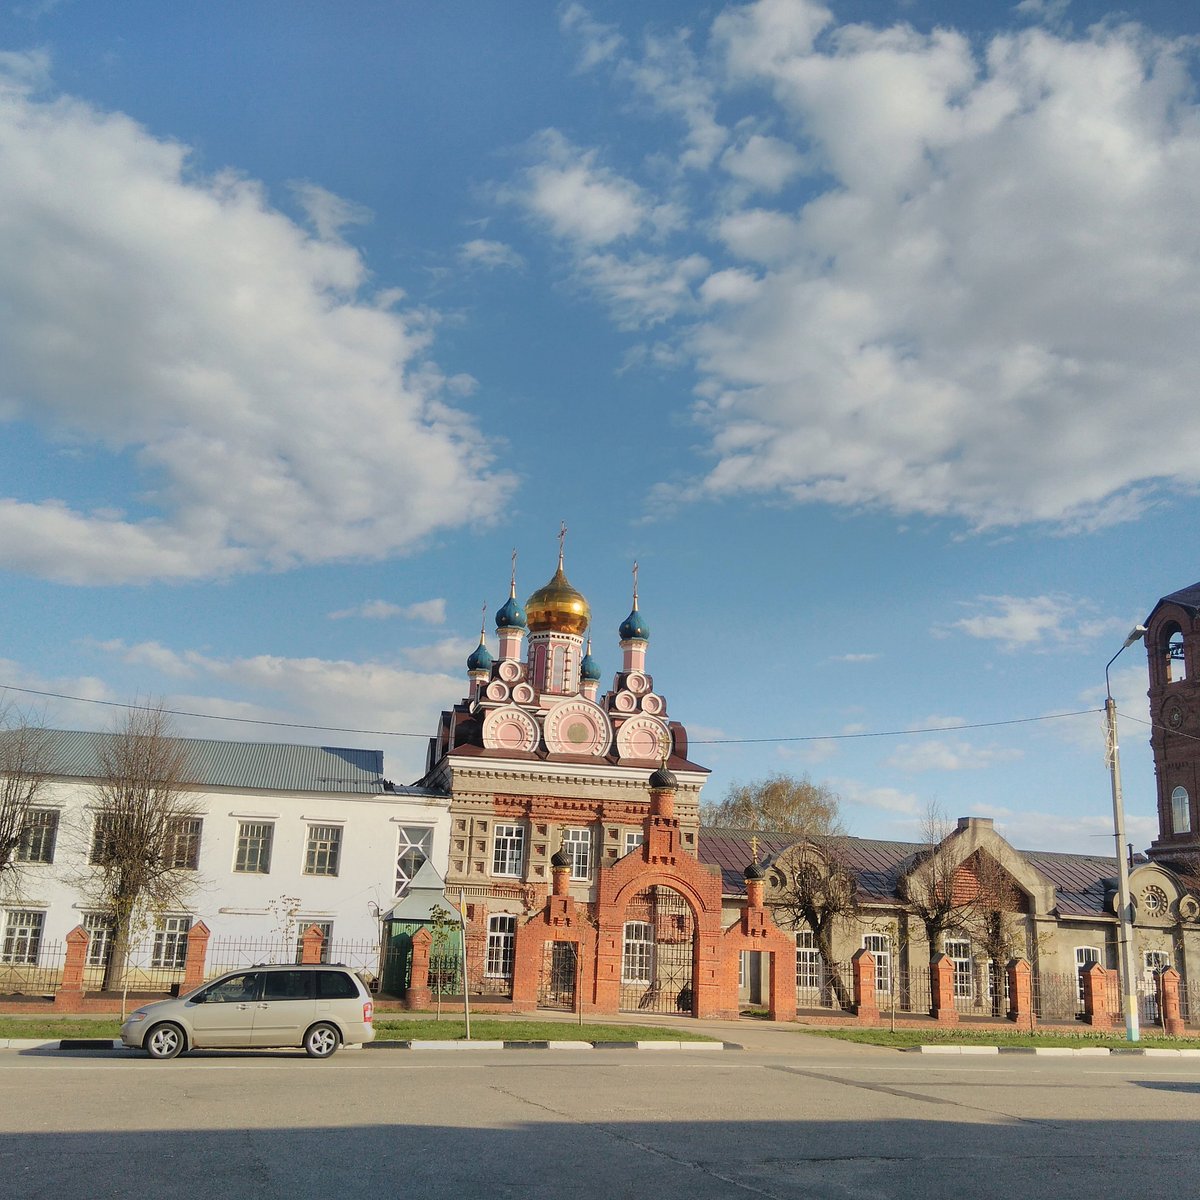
top-left (2, 1043), bottom-right (1197, 1199)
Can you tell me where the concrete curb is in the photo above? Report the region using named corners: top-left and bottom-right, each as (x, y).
top-left (0, 1037), bottom-right (738, 1053)
top-left (908, 1044), bottom-right (1200, 1056)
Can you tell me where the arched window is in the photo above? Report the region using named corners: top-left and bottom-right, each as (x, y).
top-left (1165, 625), bottom-right (1187, 683)
top-left (1172, 786), bottom-right (1191, 834)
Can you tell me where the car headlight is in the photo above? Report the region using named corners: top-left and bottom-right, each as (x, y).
top-left (124, 1011), bottom-right (148, 1024)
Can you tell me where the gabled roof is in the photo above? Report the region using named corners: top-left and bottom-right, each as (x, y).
top-left (11, 728), bottom-right (443, 797)
top-left (699, 827), bottom-right (1127, 920)
top-left (1147, 580), bottom-right (1200, 621)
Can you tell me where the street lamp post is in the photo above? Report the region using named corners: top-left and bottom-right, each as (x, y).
top-left (1105, 625), bottom-right (1147, 1043)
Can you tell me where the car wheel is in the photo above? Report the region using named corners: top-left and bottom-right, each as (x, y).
top-left (145, 1022), bottom-right (185, 1060)
top-left (304, 1022), bottom-right (340, 1059)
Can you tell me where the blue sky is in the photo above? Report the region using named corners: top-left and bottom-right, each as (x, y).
top-left (1, 0), bottom-right (1199, 853)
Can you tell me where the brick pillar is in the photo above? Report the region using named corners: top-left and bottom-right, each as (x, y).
top-left (1082, 961), bottom-right (1111, 1029)
top-left (852, 948), bottom-right (879, 1024)
top-left (182, 921), bottom-right (210, 994)
top-left (1006, 957), bottom-right (1036, 1028)
top-left (404, 927), bottom-right (433, 1011)
top-left (1157, 966), bottom-right (1185, 1036)
top-left (53, 925), bottom-right (89, 1012)
top-left (300, 923), bottom-right (326, 965)
top-left (930, 953), bottom-right (958, 1024)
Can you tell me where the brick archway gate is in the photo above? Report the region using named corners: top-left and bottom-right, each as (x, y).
top-left (618, 883), bottom-right (696, 1015)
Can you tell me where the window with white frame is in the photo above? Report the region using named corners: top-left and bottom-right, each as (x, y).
top-left (395, 826), bottom-right (433, 895)
top-left (484, 914), bottom-right (516, 978)
top-left (1172, 786), bottom-right (1191, 834)
top-left (89, 811), bottom-right (117, 864)
top-left (1075, 946), bottom-right (1101, 1003)
top-left (83, 913), bottom-right (116, 968)
top-left (863, 933), bottom-right (892, 998)
top-left (561, 827), bottom-right (592, 880)
top-left (151, 916), bottom-right (190, 969)
top-left (624, 830), bottom-right (644, 855)
top-left (1, 909), bottom-right (44, 964)
top-left (491, 823), bottom-right (524, 877)
top-left (294, 920), bottom-right (334, 964)
top-left (234, 821), bottom-right (273, 873)
top-left (796, 930), bottom-right (822, 992)
top-left (164, 817), bottom-right (202, 869)
top-left (622, 921), bottom-right (653, 983)
top-left (945, 938), bottom-right (973, 999)
top-left (304, 824), bottom-right (342, 876)
top-left (16, 809), bottom-right (59, 863)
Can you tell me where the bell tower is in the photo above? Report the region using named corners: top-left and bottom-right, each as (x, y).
top-left (1144, 581), bottom-right (1200, 866)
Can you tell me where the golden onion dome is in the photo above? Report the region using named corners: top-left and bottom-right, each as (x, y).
top-left (526, 564), bottom-right (590, 635)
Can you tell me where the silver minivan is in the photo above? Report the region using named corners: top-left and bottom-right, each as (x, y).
top-left (120, 964), bottom-right (376, 1059)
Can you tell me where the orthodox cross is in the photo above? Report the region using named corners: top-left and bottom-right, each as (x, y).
top-left (510, 547), bottom-right (518, 596)
top-left (632, 559), bottom-right (639, 607)
top-left (750, 835), bottom-right (759, 865)
top-left (557, 520), bottom-right (567, 567)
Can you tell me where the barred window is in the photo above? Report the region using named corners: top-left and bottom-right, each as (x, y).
top-left (484, 914), bottom-right (516, 978)
top-left (83, 912), bottom-right (116, 968)
top-left (294, 920), bottom-right (333, 964)
top-left (395, 826), bottom-right (433, 896)
top-left (235, 822), bottom-right (273, 873)
top-left (622, 921), bottom-right (653, 984)
top-left (561, 827), bottom-right (592, 881)
top-left (152, 916), bottom-right (190, 969)
top-left (2, 909), bottom-right (45, 964)
top-left (16, 809), bottom-right (59, 863)
top-left (165, 818), bottom-right (202, 869)
top-left (796, 930), bottom-right (822, 991)
top-left (624, 830), bottom-right (644, 855)
top-left (304, 825), bottom-right (342, 876)
top-left (492, 823), bottom-right (524, 877)
top-left (863, 933), bottom-right (892, 997)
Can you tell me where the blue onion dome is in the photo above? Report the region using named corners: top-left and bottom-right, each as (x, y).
top-left (467, 635), bottom-right (493, 673)
top-left (744, 861), bottom-right (765, 881)
top-left (648, 764), bottom-right (677, 790)
top-left (580, 638), bottom-right (601, 682)
top-left (551, 848), bottom-right (572, 869)
top-left (495, 592), bottom-right (527, 630)
top-left (619, 605), bottom-right (650, 641)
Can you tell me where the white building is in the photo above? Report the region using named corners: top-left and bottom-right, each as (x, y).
top-left (1, 729), bottom-right (450, 978)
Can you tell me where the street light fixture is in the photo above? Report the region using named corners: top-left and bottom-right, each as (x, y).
top-left (1104, 624), bottom-right (1147, 1043)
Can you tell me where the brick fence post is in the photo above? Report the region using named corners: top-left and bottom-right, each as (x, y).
top-left (1006, 957), bottom-right (1036, 1028)
top-left (53, 925), bottom-right (89, 1013)
top-left (852, 948), bottom-right (879, 1025)
top-left (404, 927), bottom-right (433, 1011)
top-left (930, 953), bottom-right (958, 1024)
top-left (1082, 961), bottom-right (1111, 1029)
top-left (182, 921), bottom-right (210, 993)
top-left (1158, 966), bottom-right (1185, 1036)
top-left (300, 924), bottom-right (326, 965)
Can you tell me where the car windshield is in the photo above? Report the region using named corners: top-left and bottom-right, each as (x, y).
top-left (202, 972), bottom-right (260, 1003)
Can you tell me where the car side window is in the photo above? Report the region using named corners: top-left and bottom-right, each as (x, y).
top-left (203, 972), bottom-right (261, 1003)
top-left (262, 971), bottom-right (313, 1001)
top-left (316, 970), bottom-right (358, 999)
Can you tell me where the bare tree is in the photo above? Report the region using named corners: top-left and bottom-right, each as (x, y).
top-left (769, 840), bottom-right (860, 1009)
top-left (79, 705), bottom-right (203, 991)
top-left (0, 704), bottom-right (53, 890)
top-left (701, 772), bottom-right (841, 835)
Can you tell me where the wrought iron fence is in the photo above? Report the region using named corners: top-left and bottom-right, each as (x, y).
top-left (795, 960), bottom-right (855, 1012)
top-left (0, 940), bottom-right (65, 997)
top-left (203, 937), bottom-right (382, 986)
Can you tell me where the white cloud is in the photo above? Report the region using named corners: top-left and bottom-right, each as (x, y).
top-left (559, 3), bottom-right (624, 72)
top-left (828, 652), bottom-right (878, 664)
top-left (540, 7), bottom-right (1200, 532)
top-left (290, 181), bottom-right (371, 242)
top-left (577, 251), bottom-right (709, 328)
top-left (699, 267), bottom-right (762, 307)
top-left (0, 67), bottom-right (513, 584)
top-left (948, 595), bottom-right (1124, 649)
top-left (402, 638), bottom-right (473, 673)
top-left (884, 738), bottom-right (1023, 772)
top-left (994, 808), bottom-right (1156, 855)
top-left (328, 598), bottom-right (446, 624)
top-left (459, 239), bottom-right (525, 271)
top-left (514, 131), bottom-right (669, 247)
top-left (835, 779), bottom-right (922, 815)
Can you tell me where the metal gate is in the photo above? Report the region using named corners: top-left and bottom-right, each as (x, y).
top-left (538, 941), bottom-right (577, 1011)
top-left (619, 885), bottom-right (695, 1015)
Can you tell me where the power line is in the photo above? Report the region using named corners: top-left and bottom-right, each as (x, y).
top-left (0, 679), bottom-right (1103, 745)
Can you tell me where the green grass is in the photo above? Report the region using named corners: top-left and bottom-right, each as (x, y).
top-left (808, 1026), bottom-right (1200, 1050)
top-left (0, 1014), bottom-right (714, 1043)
